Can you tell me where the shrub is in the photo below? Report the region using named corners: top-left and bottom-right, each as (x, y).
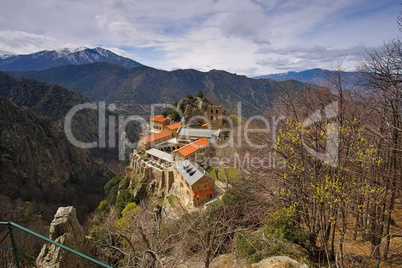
top-left (116, 202), bottom-right (140, 228)
top-left (221, 189), bottom-right (242, 206)
top-left (162, 108), bottom-right (181, 122)
top-left (97, 200), bottom-right (108, 213)
top-left (103, 175), bottom-right (124, 206)
top-left (264, 207), bottom-right (308, 246)
top-left (235, 231), bottom-right (263, 263)
top-left (235, 229), bottom-right (310, 264)
top-left (116, 189), bottom-right (137, 213)
top-left (196, 90), bottom-right (204, 98)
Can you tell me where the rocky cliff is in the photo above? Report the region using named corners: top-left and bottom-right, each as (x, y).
top-left (0, 95), bottom-right (114, 222)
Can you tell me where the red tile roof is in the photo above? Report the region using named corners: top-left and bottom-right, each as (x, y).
top-left (193, 188), bottom-right (213, 197)
top-left (173, 137), bottom-right (209, 157)
top-left (144, 131), bottom-right (172, 143)
top-left (151, 115), bottom-right (168, 123)
top-left (165, 122), bottom-right (181, 130)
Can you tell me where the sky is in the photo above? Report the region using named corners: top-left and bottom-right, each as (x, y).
top-left (0, 0), bottom-right (400, 76)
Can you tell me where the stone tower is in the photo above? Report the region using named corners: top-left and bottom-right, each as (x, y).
top-left (205, 104), bottom-right (223, 129)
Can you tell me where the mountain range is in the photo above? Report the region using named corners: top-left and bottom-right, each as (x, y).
top-left (0, 47), bottom-right (143, 71)
top-left (253, 68), bottom-right (360, 86)
top-left (5, 48), bottom-right (313, 117)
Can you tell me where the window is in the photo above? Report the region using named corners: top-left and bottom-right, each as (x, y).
top-left (209, 194), bottom-right (212, 198)
top-left (210, 116), bottom-right (213, 120)
top-left (211, 109), bottom-right (213, 113)
top-left (215, 116), bottom-right (218, 120)
top-left (216, 109), bottom-right (218, 113)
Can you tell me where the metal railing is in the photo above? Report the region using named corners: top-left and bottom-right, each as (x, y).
top-left (0, 221), bottom-right (111, 268)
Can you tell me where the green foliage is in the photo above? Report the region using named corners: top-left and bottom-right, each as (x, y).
top-left (104, 174), bottom-right (124, 206)
top-left (186, 94), bottom-right (193, 99)
top-left (196, 90), bottom-right (204, 98)
top-left (88, 224), bottom-right (102, 239)
top-left (204, 189), bottom-right (243, 223)
top-left (235, 231), bottom-right (263, 263)
top-left (221, 189), bottom-right (242, 206)
top-left (264, 207), bottom-right (308, 246)
top-left (100, 175), bottom-right (138, 214)
top-left (235, 230), bottom-right (310, 264)
top-left (167, 195), bottom-right (175, 206)
top-left (116, 202), bottom-right (140, 228)
top-left (119, 177), bottom-right (130, 188)
top-left (209, 167), bottom-right (240, 182)
top-left (162, 108), bottom-right (181, 122)
top-left (116, 189), bottom-right (137, 213)
top-left (97, 200), bottom-right (108, 213)
top-left (204, 199), bottom-right (223, 222)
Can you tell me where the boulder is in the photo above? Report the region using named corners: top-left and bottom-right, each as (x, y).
top-left (251, 256), bottom-right (309, 268)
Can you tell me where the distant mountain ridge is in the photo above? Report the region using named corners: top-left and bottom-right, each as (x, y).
top-left (8, 63), bottom-right (311, 117)
top-left (0, 47), bottom-right (143, 71)
top-left (254, 68), bottom-right (360, 86)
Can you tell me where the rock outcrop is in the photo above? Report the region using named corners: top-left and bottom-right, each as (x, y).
top-left (36, 206), bottom-right (99, 268)
top-left (176, 96), bottom-right (209, 126)
top-left (175, 254), bottom-right (308, 268)
top-left (251, 256), bottom-right (309, 268)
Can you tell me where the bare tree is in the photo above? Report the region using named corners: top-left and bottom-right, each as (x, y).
top-left (358, 38), bottom-right (402, 260)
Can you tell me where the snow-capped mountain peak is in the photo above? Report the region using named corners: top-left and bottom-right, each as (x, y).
top-left (0, 47), bottom-right (143, 71)
top-left (0, 50), bottom-right (15, 59)
top-left (54, 46), bottom-right (88, 55)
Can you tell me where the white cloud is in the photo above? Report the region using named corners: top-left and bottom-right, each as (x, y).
top-left (0, 31), bottom-right (67, 54)
top-left (220, 9), bottom-right (271, 44)
top-left (104, 47), bottom-right (132, 58)
top-left (0, 0), bottom-right (400, 75)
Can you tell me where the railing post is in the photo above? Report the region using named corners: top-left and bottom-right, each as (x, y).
top-left (8, 223), bottom-right (21, 268)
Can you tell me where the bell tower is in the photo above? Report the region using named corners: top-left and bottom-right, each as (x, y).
top-left (206, 105), bottom-right (223, 129)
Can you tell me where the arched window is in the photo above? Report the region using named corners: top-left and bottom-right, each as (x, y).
top-left (216, 109), bottom-right (218, 113)
top-left (211, 109), bottom-right (213, 113)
